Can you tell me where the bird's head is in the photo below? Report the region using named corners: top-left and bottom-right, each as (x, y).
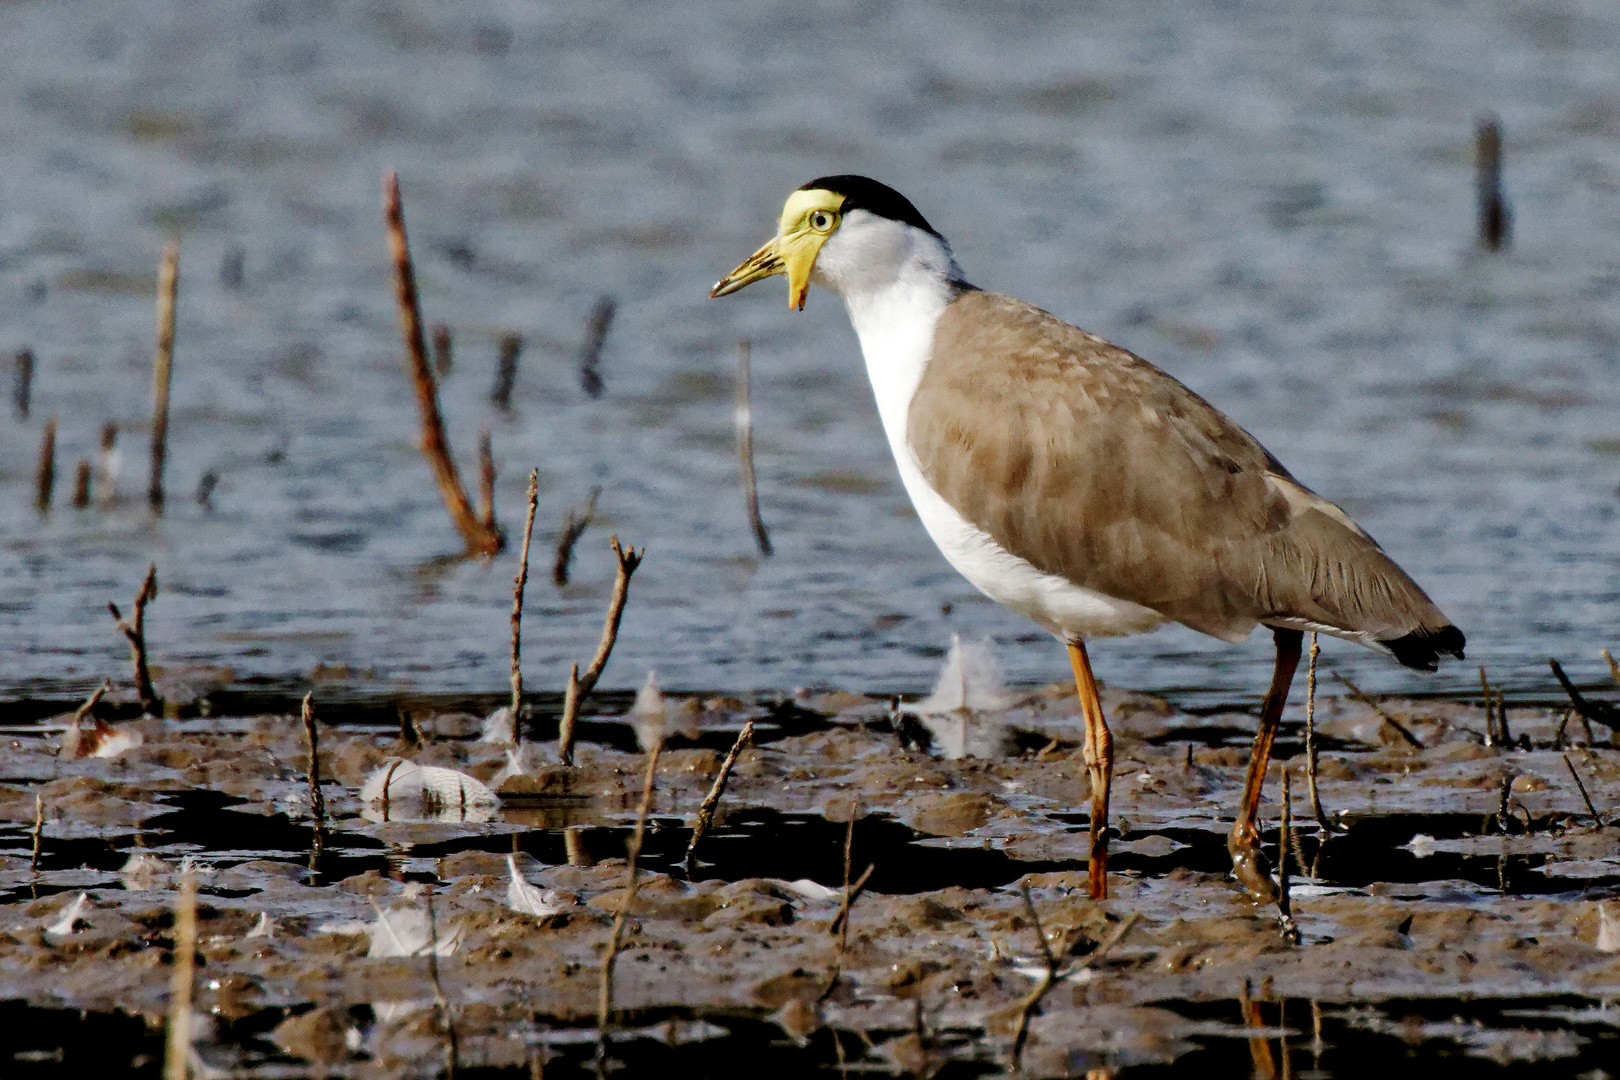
top-left (709, 175), bottom-right (944, 310)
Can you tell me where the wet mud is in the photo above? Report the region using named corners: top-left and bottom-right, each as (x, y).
top-left (2, 681), bottom-right (1619, 1077)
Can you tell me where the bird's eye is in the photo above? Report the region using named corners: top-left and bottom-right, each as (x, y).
top-left (809, 210), bottom-right (835, 232)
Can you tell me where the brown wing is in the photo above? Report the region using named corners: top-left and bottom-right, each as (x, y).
top-left (908, 291), bottom-right (1459, 655)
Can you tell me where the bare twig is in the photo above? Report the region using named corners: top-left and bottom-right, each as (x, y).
top-left (1303, 633), bottom-right (1336, 835)
top-left (1480, 666), bottom-right (1498, 746)
top-left (150, 239), bottom-right (179, 512)
top-left (13, 348), bottom-right (32, 419)
top-left (108, 564), bottom-right (160, 714)
top-left (598, 742), bottom-right (662, 1060)
top-left (382, 170), bottom-right (502, 557)
top-left (683, 718), bottom-right (755, 875)
top-left (34, 417), bottom-right (56, 511)
top-left (71, 459), bottom-right (91, 509)
top-left (829, 863), bottom-right (874, 940)
top-left (1604, 649), bottom-right (1620, 689)
top-left (163, 867), bottom-right (197, 1080)
top-left (1550, 658), bottom-right (1620, 731)
top-left (74, 679), bottom-right (110, 723)
top-left (510, 469), bottom-right (539, 735)
top-left (1276, 768), bottom-right (1301, 944)
top-left (1336, 673), bottom-right (1423, 749)
top-left (302, 693), bottom-right (327, 850)
top-left (30, 794), bottom-right (43, 872)
top-left (491, 332), bottom-right (522, 410)
top-left (1563, 754), bottom-right (1604, 826)
top-left (1010, 885), bottom-right (1138, 1067)
top-left (822, 803), bottom-right (872, 1002)
top-left (476, 430), bottom-right (496, 532)
top-left (734, 338), bottom-right (772, 556)
top-left (559, 537), bottom-right (643, 765)
top-left (425, 894), bottom-right (458, 1078)
top-left (431, 322), bottom-right (453, 377)
top-left (1476, 116), bottom-right (1511, 251)
top-left (1497, 687), bottom-right (1513, 746)
top-left (551, 486), bottom-right (601, 587)
top-left (579, 296), bottom-right (615, 399)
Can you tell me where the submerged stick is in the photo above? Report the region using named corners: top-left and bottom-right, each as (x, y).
top-left (1562, 754), bottom-right (1604, 826)
top-left (13, 348), bottom-right (33, 419)
top-left (425, 894), bottom-right (458, 1077)
top-left (1476, 116), bottom-right (1512, 252)
top-left (491, 332), bottom-right (522, 410)
top-left (1275, 768), bottom-right (1300, 945)
top-left (477, 430), bottom-right (496, 532)
top-left (302, 693), bottom-right (327, 851)
top-left (1303, 633), bottom-right (1336, 835)
top-left (734, 338), bottom-right (772, 556)
top-left (1336, 673), bottom-right (1423, 749)
top-left (163, 867), bottom-right (197, 1080)
top-left (510, 469), bottom-right (539, 735)
top-left (551, 486), bottom-right (601, 587)
top-left (34, 417), bottom-right (56, 511)
top-left (579, 296), bottom-right (614, 399)
top-left (109, 564), bottom-right (160, 714)
top-left (558, 537), bottom-right (643, 765)
top-left (71, 459), bottom-right (91, 509)
top-left (382, 170), bottom-right (502, 557)
top-left (431, 322), bottom-right (453, 377)
top-left (598, 742), bottom-right (662, 1057)
top-left (683, 718), bottom-right (755, 875)
top-left (150, 239), bottom-right (179, 512)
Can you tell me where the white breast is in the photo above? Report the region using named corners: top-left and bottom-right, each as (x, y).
top-left (840, 274), bottom-right (1165, 643)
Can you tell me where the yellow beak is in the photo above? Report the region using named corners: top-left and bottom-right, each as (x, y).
top-left (709, 228), bottom-right (827, 311)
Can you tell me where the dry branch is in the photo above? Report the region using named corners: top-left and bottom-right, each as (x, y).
top-left (302, 693), bottom-right (327, 851)
top-left (150, 239), bottom-right (179, 512)
top-left (164, 867), bottom-right (197, 1080)
top-left (109, 564), bottom-right (160, 714)
top-left (491, 332), bottom-right (523, 410)
top-left (598, 742), bottom-right (661, 1057)
top-left (1010, 886), bottom-right (1138, 1067)
top-left (734, 338), bottom-right (772, 556)
top-left (1550, 658), bottom-right (1620, 732)
top-left (71, 459), bottom-right (91, 508)
top-left (73, 679), bottom-right (110, 723)
top-left (1275, 768), bottom-right (1301, 944)
top-left (477, 429), bottom-right (496, 531)
top-left (431, 322), bottom-right (453, 377)
top-left (13, 348), bottom-right (32, 419)
top-left (34, 417), bottom-right (55, 511)
top-left (1563, 753), bottom-right (1604, 826)
top-left (510, 469), bottom-right (539, 732)
top-left (683, 718), bottom-right (755, 875)
top-left (30, 794), bottom-right (43, 872)
top-left (1336, 673), bottom-right (1423, 749)
top-left (579, 296), bottom-right (614, 399)
top-left (558, 536), bottom-right (642, 765)
top-left (1476, 116), bottom-right (1511, 251)
top-left (551, 486), bottom-right (600, 587)
top-left (1303, 633), bottom-right (1337, 835)
top-left (383, 170), bottom-right (502, 557)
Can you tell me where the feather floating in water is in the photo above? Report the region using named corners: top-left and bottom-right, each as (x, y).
top-left (360, 759), bottom-right (499, 823)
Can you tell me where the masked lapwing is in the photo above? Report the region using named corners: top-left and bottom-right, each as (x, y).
top-left (711, 175), bottom-right (1464, 901)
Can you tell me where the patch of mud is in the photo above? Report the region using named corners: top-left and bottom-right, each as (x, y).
top-left (2, 684), bottom-right (1619, 1075)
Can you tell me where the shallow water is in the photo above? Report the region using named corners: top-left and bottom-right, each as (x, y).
top-left (3, 0), bottom-right (1620, 705)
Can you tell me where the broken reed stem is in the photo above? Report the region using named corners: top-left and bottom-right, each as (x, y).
top-left (1276, 768), bottom-right (1301, 944)
top-left (30, 794), bottom-right (43, 872)
top-left (382, 170), bottom-right (502, 557)
top-left (163, 867), bottom-right (197, 1080)
top-left (431, 322), bottom-right (453, 377)
top-left (71, 459), bottom-right (91, 508)
top-left (579, 296), bottom-right (615, 399)
top-left (823, 803), bottom-right (873, 1003)
top-left (34, 417), bottom-right (56, 511)
top-left (1476, 116), bottom-right (1511, 251)
top-left (150, 240), bottom-right (179, 512)
top-left (559, 537), bottom-right (643, 765)
top-left (683, 718), bottom-right (756, 875)
top-left (1303, 633), bottom-right (1335, 835)
top-left (491, 332), bottom-right (522, 410)
top-left (1604, 649), bottom-right (1620, 688)
top-left (1480, 666), bottom-right (1498, 746)
top-left (598, 742), bottom-right (662, 1052)
top-left (1550, 658), bottom-right (1620, 733)
top-left (14, 348), bottom-right (33, 419)
top-left (302, 693), bottom-right (327, 851)
top-left (829, 863), bottom-right (875, 940)
top-left (734, 338), bottom-right (773, 557)
top-left (1010, 889), bottom-right (1139, 1067)
top-left (510, 469), bottom-right (540, 735)
top-left (74, 679), bottom-right (111, 723)
top-left (1336, 673), bottom-right (1423, 750)
top-left (551, 486), bottom-right (601, 587)
top-left (108, 564), bottom-right (160, 714)
top-left (477, 430), bottom-right (496, 531)
top-left (1563, 753), bottom-right (1604, 826)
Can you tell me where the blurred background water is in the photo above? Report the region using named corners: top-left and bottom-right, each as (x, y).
top-left (1, 0), bottom-right (1618, 705)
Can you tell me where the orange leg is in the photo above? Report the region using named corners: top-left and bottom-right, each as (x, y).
top-left (1067, 640), bottom-right (1113, 900)
top-left (1228, 628), bottom-right (1304, 902)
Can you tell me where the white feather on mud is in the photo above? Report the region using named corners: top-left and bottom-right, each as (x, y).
top-left (366, 897), bottom-right (462, 958)
top-left (44, 892), bottom-right (92, 938)
top-left (904, 636), bottom-right (1017, 759)
top-left (359, 759), bottom-right (499, 823)
top-left (629, 670), bottom-right (701, 751)
top-left (119, 851), bottom-right (173, 891)
top-left (60, 715), bottom-right (143, 759)
top-left (479, 706), bottom-right (516, 745)
top-left (505, 854), bottom-right (568, 917)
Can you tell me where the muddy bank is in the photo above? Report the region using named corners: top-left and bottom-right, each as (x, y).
top-left (2, 678), bottom-right (1619, 1076)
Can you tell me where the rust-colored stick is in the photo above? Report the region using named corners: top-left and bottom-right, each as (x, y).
top-left (558, 536), bottom-right (643, 765)
top-left (431, 322), bottom-right (453, 377)
top-left (477, 429), bottom-right (496, 531)
top-left (1303, 633), bottom-right (1335, 835)
top-left (71, 459), bottom-right (91, 508)
top-left (598, 741), bottom-right (661, 1057)
top-left (302, 693), bottom-right (327, 850)
top-left (683, 718), bottom-right (756, 875)
top-left (163, 868), bottom-right (197, 1080)
top-left (735, 338), bottom-right (772, 556)
top-left (150, 240), bottom-right (179, 512)
top-left (383, 171), bottom-right (502, 557)
top-left (108, 564), bottom-right (160, 714)
top-left (34, 417), bottom-right (56, 511)
top-left (510, 469), bottom-right (539, 732)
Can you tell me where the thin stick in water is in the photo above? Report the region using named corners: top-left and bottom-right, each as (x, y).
top-left (97, 423), bottom-right (118, 507)
top-left (579, 296), bottom-right (614, 399)
top-left (163, 867), bottom-right (197, 1080)
top-left (1604, 648), bottom-right (1620, 689)
top-left (491, 332), bottom-right (522, 410)
top-left (559, 536), bottom-right (643, 765)
top-left (382, 170), bottom-right (502, 557)
top-left (1276, 767), bottom-right (1300, 944)
top-left (431, 322), bottom-right (453, 377)
top-left (477, 430), bottom-right (496, 532)
top-left (510, 469), bottom-right (539, 735)
top-left (108, 564), bottom-right (160, 714)
top-left (1303, 632), bottom-right (1336, 835)
top-left (1337, 673), bottom-right (1423, 749)
top-left (683, 717), bottom-right (755, 875)
top-left (598, 742), bottom-right (662, 1059)
top-left (1480, 666), bottom-right (1497, 746)
top-left (734, 338), bottom-right (772, 556)
top-left (1563, 753), bottom-right (1604, 827)
top-left (551, 486), bottom-right (601, 588)
top-left (150, 239), bottom-right (179, 512)
top-left (34, 417), bottom-right (56, 512)
top-left (302, 693), bottom-right (327, 851)
top-left (1476, 116), bottom-right (1512, 252)
top-left (13, 348), bottom-right (32, 419)
top-left (30, 794), bottom-right (43, 872)
top-left (1009, 888), bottom-right (1138, 1067)
top-left (71, 459), bottom-right (91, 508)
top-left (822, 802), bottom-right (872, 1003)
